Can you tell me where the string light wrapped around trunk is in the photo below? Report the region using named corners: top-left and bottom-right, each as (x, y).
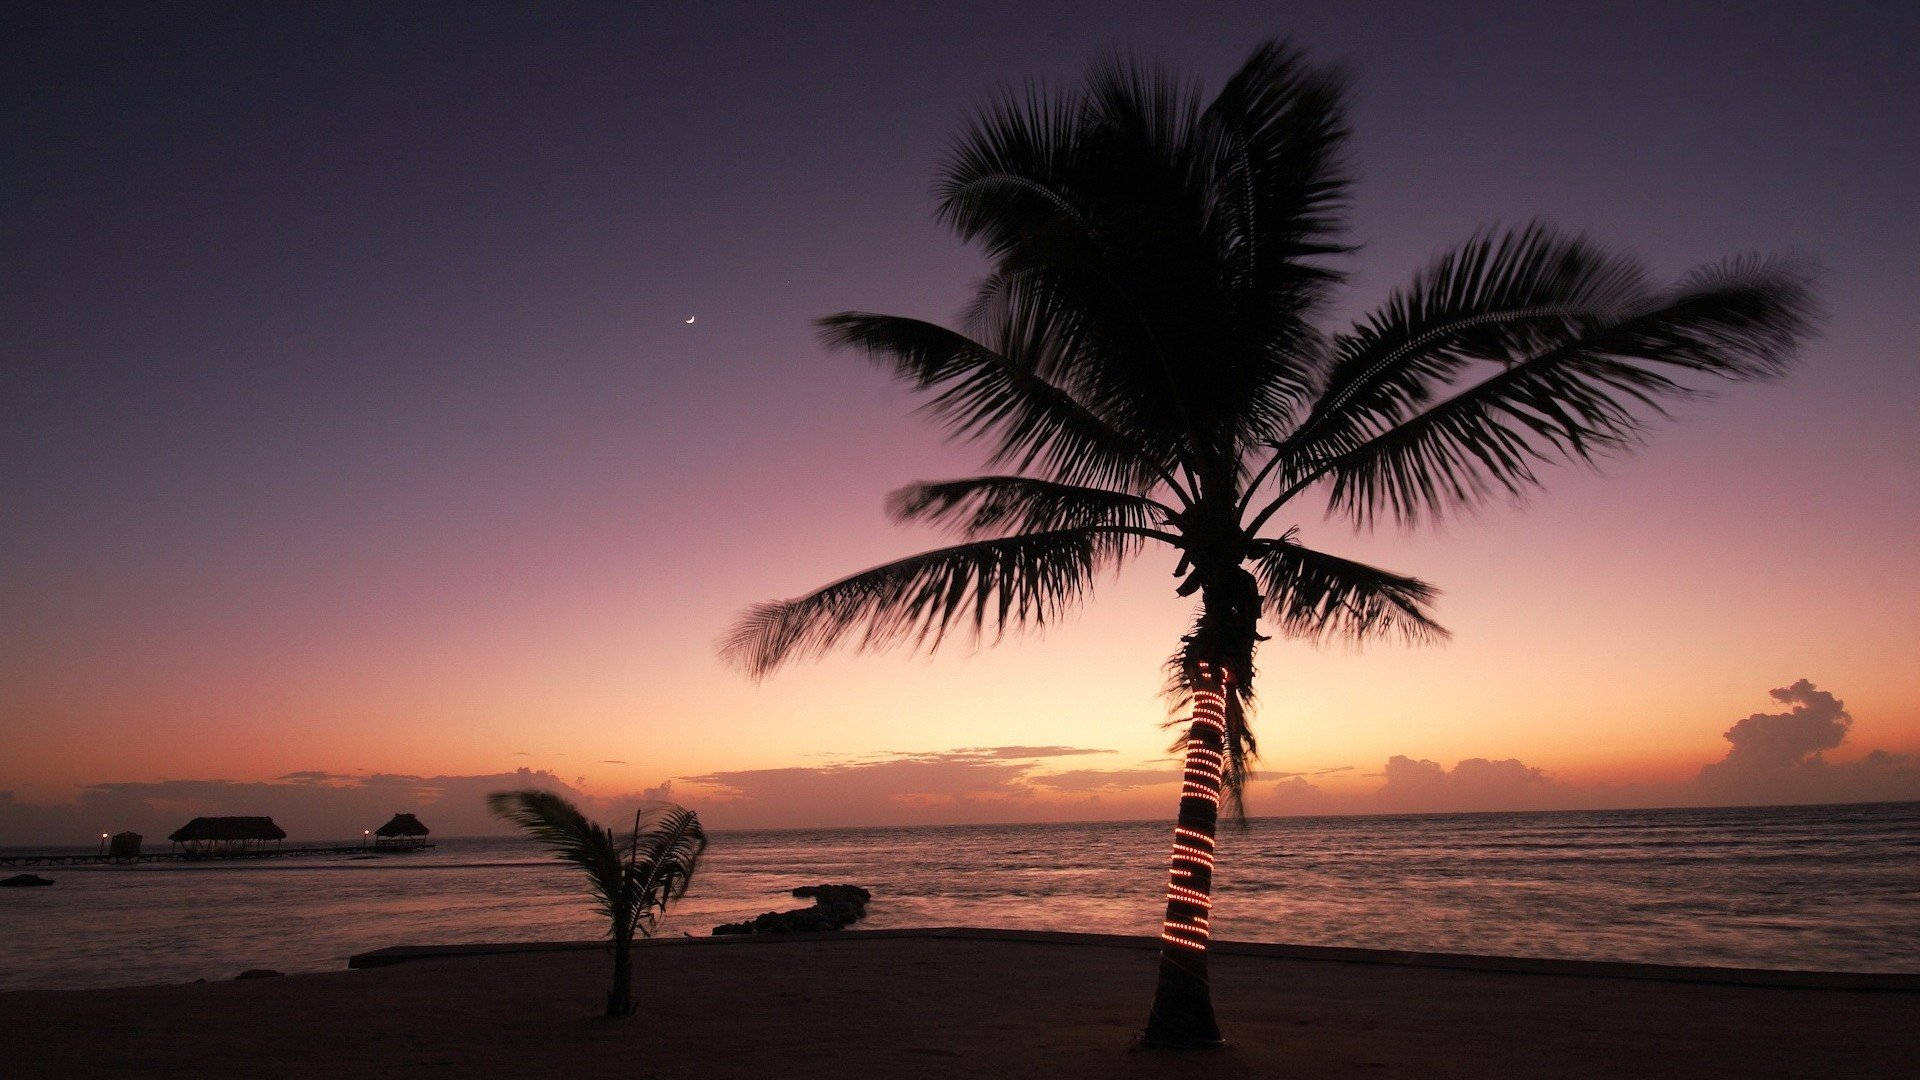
top-left (1145, 570), bottom-right (1258, 1045)
top-left (1159, 677), bottom-right (1227, 952)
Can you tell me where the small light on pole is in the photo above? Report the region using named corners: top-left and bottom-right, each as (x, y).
top-left (99, 832), bottom-right (109, 857)
top-left (363, 829), bottom-right (370, 849)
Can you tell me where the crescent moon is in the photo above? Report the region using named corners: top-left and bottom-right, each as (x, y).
top-left (685, 316), bottom-right (696, 324)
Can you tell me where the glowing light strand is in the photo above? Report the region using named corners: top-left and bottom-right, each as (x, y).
top-left (1161, 690), bottom-right (1229, 953)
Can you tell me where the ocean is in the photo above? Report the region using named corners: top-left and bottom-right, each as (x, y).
top-left (2, 802), bottom-right (1915, 991)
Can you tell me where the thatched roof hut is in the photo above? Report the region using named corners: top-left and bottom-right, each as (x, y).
top-left (373, 813), bottom-right (429, 840)
top-left (169, 816), bottom-right (286, 856)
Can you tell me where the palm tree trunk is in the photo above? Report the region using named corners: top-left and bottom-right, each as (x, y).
top-left (607, 929), bottom-right (634, 1018)
top-left (1142, 673), bottom-right (1227, 1047)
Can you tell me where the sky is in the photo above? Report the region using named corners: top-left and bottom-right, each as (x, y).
top-left (4, 2), bottom-right (1917, 842)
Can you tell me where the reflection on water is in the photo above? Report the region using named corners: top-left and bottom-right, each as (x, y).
top-left (1, 802), bottom-right (1915, 989)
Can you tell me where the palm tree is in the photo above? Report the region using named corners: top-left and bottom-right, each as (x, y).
top-left (721, 41), bottom-right (1814, 1047)
top-left (487, 790), bottom-right (707, 1018)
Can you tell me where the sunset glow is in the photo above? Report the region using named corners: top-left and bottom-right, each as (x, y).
top-left (5, 10), bottom-right (1918, 1080)
top-left (4, 5), bottom-right (1916, 847)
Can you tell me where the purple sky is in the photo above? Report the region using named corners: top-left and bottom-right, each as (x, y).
top-left (5, 3), bottom-right (1917, 835)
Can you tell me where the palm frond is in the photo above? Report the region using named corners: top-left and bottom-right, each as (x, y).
top-left (1249, 534), bottom-right (1448, 644)
top-left (721, 527), bottom-right (1140, 678)
top-left (623, 805), bottom-right (707, 937)
top-left (490, 791), bottom-right (708, 941)
top-left (1185, 40), bottom-right (1354, 445)
top-left (818, 312), bottom-right (1172, 494)
top-left (1196, 38), bottom-right (1351, 311)
top-left (486, 790), bottom-right (624, 921)
top-left (1280, 224), bottom-right (1650, 467)
top-left (1321, 256), bottom-right (1817, 525)
top-left (959, 264), bottom-right (1224, 496)
top-left (936, 84), bottom-right (1090, 260)
top-left (1063, 58), bottom-right (1310, 471)
top-left (1081, 51), bottom-right (1205, 184)
top-left (888, 475), bottom-right (1173, 538)
top-left (937, 54), bottom-right (1335, 483)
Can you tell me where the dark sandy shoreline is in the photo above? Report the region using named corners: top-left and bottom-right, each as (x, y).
top-left (3, 929), bottom-right (1915, 1078)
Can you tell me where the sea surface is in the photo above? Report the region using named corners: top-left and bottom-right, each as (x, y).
top-left (2, 802), bottom-right (1915, 991)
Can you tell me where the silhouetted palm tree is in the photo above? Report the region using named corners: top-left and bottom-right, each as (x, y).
top-left (722, 40), bottom-right (1814, 1047)
top-left (488, 790), bottom-right (706, 1018)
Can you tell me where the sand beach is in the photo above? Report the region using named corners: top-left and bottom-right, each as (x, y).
top-left (2, 929), bottom-right (1913, 1079)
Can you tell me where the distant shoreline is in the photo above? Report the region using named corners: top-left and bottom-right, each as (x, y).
top-left (7, 797), bottom-right (1917, 851)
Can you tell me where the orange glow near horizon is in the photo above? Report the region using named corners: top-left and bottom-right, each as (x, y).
top-left (4, 472), bottom-right (1918, 828)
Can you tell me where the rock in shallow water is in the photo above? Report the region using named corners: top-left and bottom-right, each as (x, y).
top-left (0, 874), bottom-right (55, 887)
top-left (712, 883), bottom-right (872, 935)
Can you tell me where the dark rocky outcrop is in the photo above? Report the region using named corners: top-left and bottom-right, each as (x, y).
top-left (712, 884), bottom-right (871, 935)
top-left (234, 969), bottom-right (283, 979)
top-left (1, 874), bottom-right (54, 887)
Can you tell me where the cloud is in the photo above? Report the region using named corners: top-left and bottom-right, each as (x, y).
top-left (1267, 775), bottom-right (1341, 813)
top-left (1027, 768), bottom-right (1174, 793)
top-left (275, 771), bottom-right (359, 786)
top-left (679, 744), bottom-right (1125, 826)
top-left (0, 769), bottom-right (681, 846)
top-left (1265, 767), bottom-right (1354, 780)
top-left (1375, 755), bottom-right (1560, 811)
top-left (681, 758), bottom-right (1039, 826)
top-left (600, 759), bottom-right (629, 765)
top-left (4, 682), bottom-right (1912, 840)
top-left (1268, 680), bottom-right (1918, 816)
top-left (857, 745), bottom-right (1115, 764)
top-left (0, 745), bottom-right (1127, 842)
top-left (1266, 758), bottom-right (1574, 815)
top-left (948, 746), bottom-right (1117, 760)
top-left (1697, 680), bottom-right (1920, 804)
top-left (1271, 755), bottom-right (1568, 814)
top-left (1704, 679), bottom-right (1851, 776)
